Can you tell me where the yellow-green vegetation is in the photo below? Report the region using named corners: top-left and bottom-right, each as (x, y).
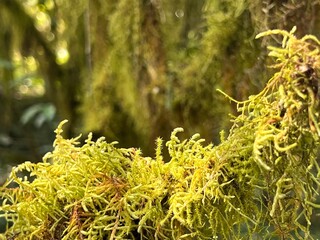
top-left (1, 28), bottom-right (320, 239)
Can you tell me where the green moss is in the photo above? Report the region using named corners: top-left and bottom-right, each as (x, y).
top-left (1, 28), bottom-right (320, 239)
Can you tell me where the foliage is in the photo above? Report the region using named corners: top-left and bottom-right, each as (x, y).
top-left (1, 0), bottom-right (320, 153)
top-left (21, 103), bottom-right (56, 128)
top-left (1, 29), bottom-right (320, 239)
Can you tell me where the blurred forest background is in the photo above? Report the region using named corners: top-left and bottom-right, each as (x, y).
top-left (1, 0), bottom-right (320, 204)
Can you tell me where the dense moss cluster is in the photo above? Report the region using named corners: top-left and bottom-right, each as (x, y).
top-left (1, 28), bottom-right (320, 239)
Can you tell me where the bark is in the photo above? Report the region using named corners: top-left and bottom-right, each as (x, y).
top-left (140, 0), bottom-right (171, 146)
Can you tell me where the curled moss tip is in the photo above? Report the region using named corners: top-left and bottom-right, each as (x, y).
top-left (54, 119), bottom-right (68, 135)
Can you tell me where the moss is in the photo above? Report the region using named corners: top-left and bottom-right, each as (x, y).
top-left (1, 28), bottom-right (320, 239)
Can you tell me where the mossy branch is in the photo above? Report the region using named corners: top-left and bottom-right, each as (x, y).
top-left (1, 28), bottom-right (320, 239)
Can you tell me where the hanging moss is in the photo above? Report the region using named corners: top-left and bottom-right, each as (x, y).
top-left (1, 28), bottom-right (320, 239)
top-left (249, 0), bottom-right (320, 37)
top-left (81, 0), bottom-right (320, 151)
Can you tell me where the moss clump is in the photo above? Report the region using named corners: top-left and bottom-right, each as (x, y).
top-left (1, 28), bottom-right (320, 239)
